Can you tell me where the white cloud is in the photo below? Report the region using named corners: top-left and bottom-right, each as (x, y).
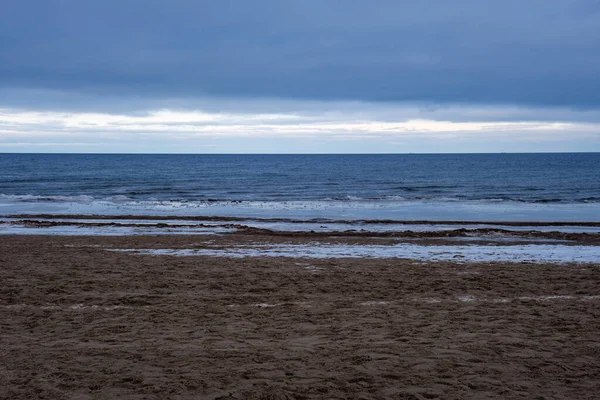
top-left (1, 101), bottom-right (599, 152)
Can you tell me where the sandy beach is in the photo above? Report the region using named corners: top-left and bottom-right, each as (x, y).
top-left (1, 234), bottom-right (599, 399)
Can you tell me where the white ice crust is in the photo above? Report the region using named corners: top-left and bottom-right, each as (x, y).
top-left (109, 243), bottom-right (600, 263)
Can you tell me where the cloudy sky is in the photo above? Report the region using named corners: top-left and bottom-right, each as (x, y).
top-left (1, 0), bottom-right (599, 153)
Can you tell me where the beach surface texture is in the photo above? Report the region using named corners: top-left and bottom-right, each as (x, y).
top-left (2, 230), bottom-right (599, 399)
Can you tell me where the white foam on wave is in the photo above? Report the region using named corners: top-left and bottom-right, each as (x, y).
top-left (3, 195), bottom-right (600, 222)
top-left (108, 243), bottom-right (600, 263)
top-left (0, 194), bottom-right (96, 203)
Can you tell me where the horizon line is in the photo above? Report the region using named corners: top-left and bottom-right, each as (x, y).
top-left (1, 151), bottom-right (599, 156)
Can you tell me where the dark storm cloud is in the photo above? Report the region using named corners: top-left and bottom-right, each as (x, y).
top-left (1, 0), bottom-right (599, 106)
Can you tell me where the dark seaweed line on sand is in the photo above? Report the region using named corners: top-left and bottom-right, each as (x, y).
top-left (7, 214), bottom-right (600, 227)
top-left (2, 220), bottom-right (600, 243)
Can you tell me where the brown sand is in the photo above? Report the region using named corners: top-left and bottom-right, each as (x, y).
top-left (1, 235), bottom-right (599, 399)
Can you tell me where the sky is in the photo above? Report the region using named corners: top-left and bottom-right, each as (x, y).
top-left (1, 0), bottom-right (600, 153)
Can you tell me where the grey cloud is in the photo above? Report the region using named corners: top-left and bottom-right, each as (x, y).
top-left (1, 0), bottom-right (599, 107)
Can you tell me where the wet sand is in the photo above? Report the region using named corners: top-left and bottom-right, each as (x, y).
top-left (1, 235), bottom-right (600, 399)
top-left (9, 213), bottom-right (600, 226)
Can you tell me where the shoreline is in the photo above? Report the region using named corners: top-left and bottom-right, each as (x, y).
top-left (3, 197), bottom-right (600, 224)
top-left (2, 214), bottom-right (600, 247)
top-left (7, 213), bottom-right (600, 226)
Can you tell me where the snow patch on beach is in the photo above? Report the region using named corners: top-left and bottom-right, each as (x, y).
top-left (109, 243), bottom-right (600, 263)
top-left (360, 301), bottom-right (389, 306)
top-left (2, 216), bottom-right (599, 236)
top-left (0, 223), bottom-right (235, 236)
top-left (252, 303), bottom-right (280, 308)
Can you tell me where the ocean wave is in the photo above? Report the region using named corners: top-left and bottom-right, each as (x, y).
top-left (393, 185), bottom-right (456, 191)
top-left (0, 194), bottom-right (97, 203)
top-left (323, 195), bottom-right (365, 201)
top-left (1, 193), bottom-right (599, 205)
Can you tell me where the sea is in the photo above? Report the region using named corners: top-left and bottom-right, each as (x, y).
top-left (1, 153), bottom-right (600, 222)
top-left (0, 153), bottom-right (600, 263)
top-left (0, 153), bottom-right (600, 221)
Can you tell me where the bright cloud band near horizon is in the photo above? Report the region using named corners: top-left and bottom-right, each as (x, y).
top-left (1, 104), bottom-right (599, 153)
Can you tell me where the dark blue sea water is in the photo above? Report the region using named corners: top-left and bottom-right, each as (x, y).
top-left (1, 153), bottom-right (599, 221)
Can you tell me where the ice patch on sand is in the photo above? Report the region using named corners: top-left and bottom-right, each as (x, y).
top-left (0, 223), bottom-right (235, 236)
top-left (518, 295), bottom-right (575, 301)
top-left (108, 243), bottom-right (600, 263)
top-left (582, 295), bottom-right (600, 300)
top-left (68, 304), bottom-right (125, 311)
top-left (360, 301), bottom-right (389, 306)
top-left (252, 303), bottom-right (280, 308)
